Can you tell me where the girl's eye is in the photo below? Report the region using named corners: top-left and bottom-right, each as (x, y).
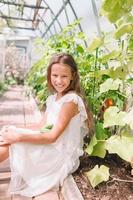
top-left (62, 75), bottom-right (67, 78)
top-left (52, 74), bottom-right (57, 77)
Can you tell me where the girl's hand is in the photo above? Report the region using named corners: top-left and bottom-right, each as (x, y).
top-left (0, 135), bottom-right (10, 145)
top-left (1, 126), bottom-right (20, 144)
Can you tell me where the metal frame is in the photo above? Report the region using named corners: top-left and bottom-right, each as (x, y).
top-left (42, 0), bottom-right (69, 37)
top-left (8, 26), bottom-right (35, 30)
top-left (0, 1), bottom-right (46, 9)
top-left (0, 0), bottom-right (93, 41)
top-left (0, 15), bottom-right (43, 22)
top-left (42, 0), bottom-right (62, 30)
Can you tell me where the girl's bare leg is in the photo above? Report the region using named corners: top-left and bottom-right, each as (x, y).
top-left (0, 145), bottom-right (9, 162)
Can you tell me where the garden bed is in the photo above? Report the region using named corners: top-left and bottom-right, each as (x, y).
top-left (73, 154), bottom-right (133, 200)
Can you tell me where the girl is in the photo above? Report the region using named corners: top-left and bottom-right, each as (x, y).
top-left (0, 53), bottom-right (93, 199)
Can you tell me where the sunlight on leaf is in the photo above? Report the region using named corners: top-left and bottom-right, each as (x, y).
top-left (114, 23), bottom-right (133, 39)
top-left (100, 78), bottom-right (122, 93)
top-left (99, 50), bottom-right (120, 64)
top-left (86, 165), bottom-right (110, 188)
top-left (103, 106), bottom-right (126, 128)
top-left (105, 135), bottom-right (133, 162)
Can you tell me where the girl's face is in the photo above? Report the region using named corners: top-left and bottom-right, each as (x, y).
top-left (51, 63), bottom-right (73, 95)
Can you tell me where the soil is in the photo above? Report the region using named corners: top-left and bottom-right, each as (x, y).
top-left (73, 154), bottom-right (133, 200)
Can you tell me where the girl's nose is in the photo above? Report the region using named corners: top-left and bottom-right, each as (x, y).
top-left (56, 77), bottom-right (62, 83)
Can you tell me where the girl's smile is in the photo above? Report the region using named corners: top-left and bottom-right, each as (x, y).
top-left (51, 63), bottom-right (73, 95)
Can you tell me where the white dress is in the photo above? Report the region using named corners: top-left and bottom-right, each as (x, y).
top-left (9, 93), bottom-right (88, 197)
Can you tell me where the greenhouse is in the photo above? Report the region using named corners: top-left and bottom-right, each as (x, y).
top-left (0, 0), bottom-right (133, 200)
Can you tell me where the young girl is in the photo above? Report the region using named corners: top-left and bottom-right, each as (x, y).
top-left (0, 53), bottom-right (93, 199)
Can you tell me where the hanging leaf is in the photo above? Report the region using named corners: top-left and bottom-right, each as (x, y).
top-left (114, 23), bottom-right (133, 39)
top-left (99, 50), bottom-right (120, 64)
top-left (86, 165), bottom-right (110, 188)
top-left (103, 106), bottom-right (126, 128)
top-left (105, 135), bottom-right (133, 162)
top-left (88, 37), bottom-right (103, 52)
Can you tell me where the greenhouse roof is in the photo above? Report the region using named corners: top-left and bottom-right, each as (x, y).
top-left (0, 0), bottom-right (111, 39)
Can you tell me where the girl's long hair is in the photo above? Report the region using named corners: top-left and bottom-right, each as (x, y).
top-left (47, 53), bottom-right (94, 136)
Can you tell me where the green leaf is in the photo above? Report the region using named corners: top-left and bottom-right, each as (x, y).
top-left (96, 122), bottom-right (109, 140)
top-left (76, 45), bottom-right (84, 53)
top-left (105, 135), bottom-right (133, 162)
top-left (88, 37), bottom-right (103, 52)
top-left (99, 50), bottom-right (120, 64)
top-left (40, 124), bottom-right (53, 132)
top-left (91, 141), bottom-right (106, 158)
top-left (128, 36), bottom-right (133, 51)
top-left (101, 0), bottom-right (118, 12)
top-left (103, 106), bottom-right (126, 128)
top-left (85, 135), bottom-right (97, 155)
top-left (109, 67), bottom-right (127, 80)
top-left (101, 0), bottom-right (133, 23)
top-left (116, 14), bottom-right (133, 27)
top-left (100, 78), bottom-right (122, 93)
top-left (127, 60), bottom-right (133, 72)
top-left (114, 23), bottom-right (133, 39)
top-left (86, 165), bottom-right (110, 188)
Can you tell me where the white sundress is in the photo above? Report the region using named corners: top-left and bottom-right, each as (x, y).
top-left (9, 93), bottom-right (89, 197)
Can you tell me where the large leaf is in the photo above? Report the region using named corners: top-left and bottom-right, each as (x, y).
top-left (85, 135), bottom-right (97, 155)
top-left (100, 78), bottom-right (122, 93)
top-left (86, 165), bottom-right (110, 188)
top-left (103, 106), bottom-right (126, 128)
top-left (105, 135), bottom-right (133, 162)
top-left (101, 0), bottom-right (133, 23)
top-left (91, 141), bottom-right (106, 158)
top-left (109, 66), bottom-right (127, 80)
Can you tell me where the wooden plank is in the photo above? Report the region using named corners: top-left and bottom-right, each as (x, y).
top-left (0, 172), bottom-right (10, 183)
top-left (11, 195), bottom-right (32, 200)
top-left (0, 182), bottom-right (11, 200)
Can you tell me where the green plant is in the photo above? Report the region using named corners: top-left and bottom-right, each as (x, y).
top-left (26, 3), bottom-right (133, 187)
top-left (85, 0), bottom-right (133, 187)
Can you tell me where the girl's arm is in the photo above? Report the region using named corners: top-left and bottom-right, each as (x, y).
top-left (1, 102), bottom-right (78, 145)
